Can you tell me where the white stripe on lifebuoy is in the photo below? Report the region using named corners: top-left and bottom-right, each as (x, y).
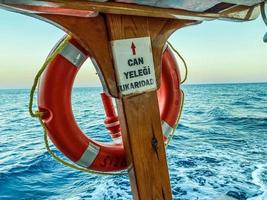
top-left (38, 36), bottom-right (182, 172)
top-left (59, 43), bottom-right (87, 68)
top-left (75, 143), bottom-right (100, 168)
top-left (105, 121), bottom-right (120, 128)
top-left (161, 121), bottom-right (174, 138)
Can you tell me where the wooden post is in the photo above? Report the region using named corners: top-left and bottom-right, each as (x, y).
top-left (117, 92), bottom-right (172, 199)
top-left (38, 13), bottom-right (194, 200)
top-left (105, 15), bottom-right (184, 199)
top-left (105, 15), bottom-right (196, 199)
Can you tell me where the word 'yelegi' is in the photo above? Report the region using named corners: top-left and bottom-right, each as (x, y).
top-left (124, 66), bottom-right (151, 79)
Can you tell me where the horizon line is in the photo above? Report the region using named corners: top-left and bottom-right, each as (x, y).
top-left (0, 81), bottom-right (266, 90)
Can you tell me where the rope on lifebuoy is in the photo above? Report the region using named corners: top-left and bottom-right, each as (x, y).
top-left (29, 36), bottom-right (188, 175)
top-left (165, 41), bottom-right (188, 147)
top-left (29, 34), bottom-right (128, 176)
top-left (167, 41), bottom-right (188, 84)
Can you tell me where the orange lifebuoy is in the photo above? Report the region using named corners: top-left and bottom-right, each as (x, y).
top-left (38, 37), bottom-right (182, 172)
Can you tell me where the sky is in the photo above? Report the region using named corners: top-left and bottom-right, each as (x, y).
top-left (0, 9), bottom-right (266, 89)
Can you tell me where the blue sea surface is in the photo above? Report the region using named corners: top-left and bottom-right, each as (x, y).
top-left (0, 83), bottom-right (266, 200)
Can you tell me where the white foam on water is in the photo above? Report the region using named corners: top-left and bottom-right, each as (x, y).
top-left (248, 164), bottom-right (267, 200)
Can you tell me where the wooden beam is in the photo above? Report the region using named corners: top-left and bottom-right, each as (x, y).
top-left (106, 14), bottom-right (194, 199)
top-left (117, 92), bottom-right (172, 199)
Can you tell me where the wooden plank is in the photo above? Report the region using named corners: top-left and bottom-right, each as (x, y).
top-left (117, 92), bottom-right (172, 199)
top-left (105, 14), bottom-right (193, 199)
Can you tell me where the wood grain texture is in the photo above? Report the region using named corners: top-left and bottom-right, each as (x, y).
top-left (39, 14), bottom-right (119, 97)
top-left (106, 14), bottom-right (196, 89)
top-left (106, 15), bottom-right (194, 199)
top-left (117, 92), bottom-right (172, 200)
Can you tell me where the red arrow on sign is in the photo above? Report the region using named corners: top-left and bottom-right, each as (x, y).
top-left (131, 42), bottom-right (136, 55)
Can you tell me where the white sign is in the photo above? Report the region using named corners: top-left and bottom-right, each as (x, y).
top-left (111, 37), bottom-right (157, 96)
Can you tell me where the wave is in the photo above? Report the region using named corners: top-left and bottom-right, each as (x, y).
top-left (248, 164), bottom-right (267, 200)
top-left (209, 113), bottom-right (267, 128)
top-left (1, 84), bottom-right (267, 199)
top-left (0, 152), bottom-right (57, 182)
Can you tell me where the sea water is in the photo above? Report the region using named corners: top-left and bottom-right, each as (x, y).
top-left (0, 83), bottom-right (266, 200)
